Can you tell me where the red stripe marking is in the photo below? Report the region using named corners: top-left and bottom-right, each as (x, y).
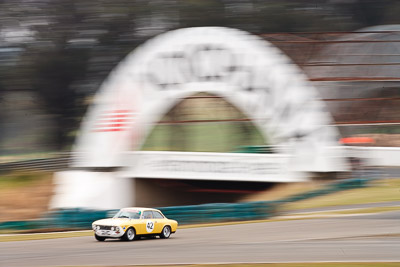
top-left (93, 128), bottom-right (126, 132)
top-left (97, 118), bottom-right (132, 123)
top-left (94, 122), bottom-right (130, 127)
top-left (91, 109), bottom-right (137, 132)
top-left (100, 113), bottom-right (135, 119)
top-left (340, 137), bottom-right (375, 144)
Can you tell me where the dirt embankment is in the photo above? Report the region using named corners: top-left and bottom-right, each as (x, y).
top-left (240, 182), bottom-right (324, 203)
top-left (0, 172), bottom-right (53, 222)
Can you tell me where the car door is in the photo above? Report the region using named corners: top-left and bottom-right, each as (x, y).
top-left (152, 210), bottom-right (166, 233)
top-left (142, 210), bottom-right (156, 235)
top-left (133, 212), bottom-right (146, 235)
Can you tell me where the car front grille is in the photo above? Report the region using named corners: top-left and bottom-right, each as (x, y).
top-left (99, 225), bottom-right (112, 230)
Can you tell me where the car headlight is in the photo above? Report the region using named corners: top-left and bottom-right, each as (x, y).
top-left (111, 226), bottom-right (115, 231)
top-left (96, 225), bottom-right (100, 230)
top-left (92, 225), bottom-right (97, 230)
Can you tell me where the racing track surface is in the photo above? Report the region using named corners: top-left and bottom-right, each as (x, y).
top-left (1, 211), bottom-right (400, 266)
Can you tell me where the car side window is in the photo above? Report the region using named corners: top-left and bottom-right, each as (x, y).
top-left (152, 211), bottom-right (164, 219)
top-left (143, 211), bottom-right (153, 219)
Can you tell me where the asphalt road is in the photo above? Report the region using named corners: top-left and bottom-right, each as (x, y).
top-left (381, 167), bottom-right (400, 178)
top-left (1, 211), bottom-right (400, 267)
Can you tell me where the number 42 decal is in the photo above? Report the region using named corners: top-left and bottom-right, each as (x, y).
top-left (146, 221), bottom-right (154, 232)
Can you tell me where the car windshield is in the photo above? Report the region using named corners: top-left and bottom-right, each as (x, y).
top-left (113, 209), bottom-right (141, 219)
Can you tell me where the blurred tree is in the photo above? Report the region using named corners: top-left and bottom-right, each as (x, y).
top-left (28, 48), bottom-right (89, 150)
top-left (1, 0), bottom-right (148, 150)
top-left (177, 0), bottom-right (227, 28)
top-left (1, 0), bottom-right (400, 152)
top-left (350, 0), bottom-right (392, 27)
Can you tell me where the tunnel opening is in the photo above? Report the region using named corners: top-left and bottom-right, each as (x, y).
top-left (130, 92), bottom-right (277, 207)
top-left (133, 178), bottom-right (276, 207)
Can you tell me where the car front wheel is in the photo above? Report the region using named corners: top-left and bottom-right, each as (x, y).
top-left (122, 227), bottom-right (136, 241)
top-left (95, 234), bottom-right (106, 241)
top-left (160, 226), bottom-right (171, 239)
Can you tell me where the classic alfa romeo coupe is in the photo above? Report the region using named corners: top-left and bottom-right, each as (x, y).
top-left (92, 207), bottom-right (178, 241)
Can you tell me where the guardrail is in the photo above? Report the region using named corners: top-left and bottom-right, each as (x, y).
top-left (0, 154), bottom-right (70, 173)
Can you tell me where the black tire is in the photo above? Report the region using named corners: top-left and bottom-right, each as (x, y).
top-left (122, 227), bottom-right (136, 241)
top-left (160, 226), bottom-right (171, 239)
top-left (95, 234), bottom-right (106, 241)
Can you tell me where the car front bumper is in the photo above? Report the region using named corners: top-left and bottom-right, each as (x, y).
top-left (94, 229), bottom-right (125, 238)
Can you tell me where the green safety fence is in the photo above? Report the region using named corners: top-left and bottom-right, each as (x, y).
top-left (0, 177), bottom-right (374, 232)
top-left (279, 177), bottom-right (372, 203)
top-left (235, 145), bottom-right (274, 154)
top-left (0, 202), bottom-right (277, 231)
top-left (49, 209), bottom-right (112, 229)
top-left (159, 201), bottom-right (277, 225)
top-left (0, 209), bottom-right (113, 231)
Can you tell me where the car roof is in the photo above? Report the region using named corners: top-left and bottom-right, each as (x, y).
top-left (121, 207), bottom-right (161, 212)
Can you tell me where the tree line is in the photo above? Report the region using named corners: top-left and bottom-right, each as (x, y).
top-left (1, 0), bottom-right (400, 151)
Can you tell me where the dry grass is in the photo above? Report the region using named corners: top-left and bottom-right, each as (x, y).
top-left (0, 172), bottom-right (54, 222)
top-left (240, 181), bottom-right (325, 202)
top-left (283, 178), bottom-right (400, 211)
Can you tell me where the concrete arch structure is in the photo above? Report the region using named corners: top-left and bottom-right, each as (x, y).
top-left (52, 27), bottom-right (347, 209)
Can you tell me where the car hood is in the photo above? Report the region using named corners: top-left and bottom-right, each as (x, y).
top-left (92, 218), bottom-right (139, 226)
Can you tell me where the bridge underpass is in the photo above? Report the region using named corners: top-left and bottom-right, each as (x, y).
top-left (51, 27), bottom-right (348, 210)
top-left (115, 150), bottom-right (307, 207)
top-left (133, 178), bottom-right (275, 207)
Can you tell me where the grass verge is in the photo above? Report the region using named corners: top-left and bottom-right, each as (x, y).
top-left (283, 178), bottom-right (400, 211)
top-left (0, 230), bottom-right (93, 242)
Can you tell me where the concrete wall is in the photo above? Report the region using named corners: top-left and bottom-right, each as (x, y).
top-left (50, 171), bottom-right (134, 210)
top-left (347, 147), bottom-right (400, 167)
